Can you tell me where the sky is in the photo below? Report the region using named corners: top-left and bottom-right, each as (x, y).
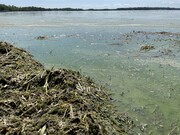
top-left (1, 0), bottom-right (180, 8)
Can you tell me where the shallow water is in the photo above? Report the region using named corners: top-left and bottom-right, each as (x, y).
top-left (0, 11), bottom-right (180, 134)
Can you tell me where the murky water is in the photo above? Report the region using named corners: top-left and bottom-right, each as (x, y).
top-left (0, 11), bottom-right (180, 134)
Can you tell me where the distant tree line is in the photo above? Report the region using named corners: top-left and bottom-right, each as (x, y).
top-left (0, 4), bottom-right (180, 12)
top-left (0, 4), bottom-right (83, 11)
top-left (116, 7), bottom-right (180, 10)
top-left (0, 4), bottom-right (47, 11)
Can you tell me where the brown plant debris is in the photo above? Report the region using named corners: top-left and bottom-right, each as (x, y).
top-left (36, 36), bottom-right (48, 40)
top-left (0, 41), bottom-right (135, 134)
top-left (140, 45), bottom-right (155, 51)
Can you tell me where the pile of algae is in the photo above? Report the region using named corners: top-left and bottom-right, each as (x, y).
top-left (0, 42), bottom-right (135, 135)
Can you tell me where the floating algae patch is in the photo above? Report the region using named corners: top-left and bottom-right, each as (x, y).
top-left (0, 42), bottom-right (136, 134)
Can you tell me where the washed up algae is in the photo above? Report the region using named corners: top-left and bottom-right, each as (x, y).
top-left (0, 42), bottom-right (135, 134)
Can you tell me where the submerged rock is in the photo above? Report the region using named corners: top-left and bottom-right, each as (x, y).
top-left (0, 42), bottom-right (135, 134)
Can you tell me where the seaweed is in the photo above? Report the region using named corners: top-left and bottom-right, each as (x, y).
top-left (0, 42), bottom-right (135, 134)
top-left (36, 36), bottom-right (48, 40)
top-left (140, 45), bottom-right (155, 51)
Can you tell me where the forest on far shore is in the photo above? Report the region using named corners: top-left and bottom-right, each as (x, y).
top-left (0, 4), bottom-right (180, 11)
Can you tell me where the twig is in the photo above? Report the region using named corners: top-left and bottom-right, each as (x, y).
top-left (43, 71), bottom-right (51, 94)
top-left (21, 104), bottom-right (36, 116)
top-left (69, 104), bottom-right (74, 118)
top-left (168, 126), bottom-right (179, 135)
top-left (151, 105), bottom-right (158, 113)
top-left (76, 82), bottom-right (83, 91)
top-left (40, 70), bottom-right (46, 78)
top-left (23, 73), bottom-right (41, 85)
top-left (39, 125), bottom-right (46, 135)
top-left (62, 108), bottom-right (68, 119)
top-left (43, 78), bottom-right (49, 94)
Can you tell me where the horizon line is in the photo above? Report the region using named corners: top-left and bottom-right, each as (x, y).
top-left (1, 4), bottom-right (180, 11)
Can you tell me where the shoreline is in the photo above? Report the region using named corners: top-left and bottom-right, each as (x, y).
top-left (1, 4), bottom-right (180, 12)
top-left (0, 41), bottom-right (136, 134)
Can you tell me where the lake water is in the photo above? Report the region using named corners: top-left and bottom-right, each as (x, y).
top-left (0, 11), bottom-right (180, 134)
